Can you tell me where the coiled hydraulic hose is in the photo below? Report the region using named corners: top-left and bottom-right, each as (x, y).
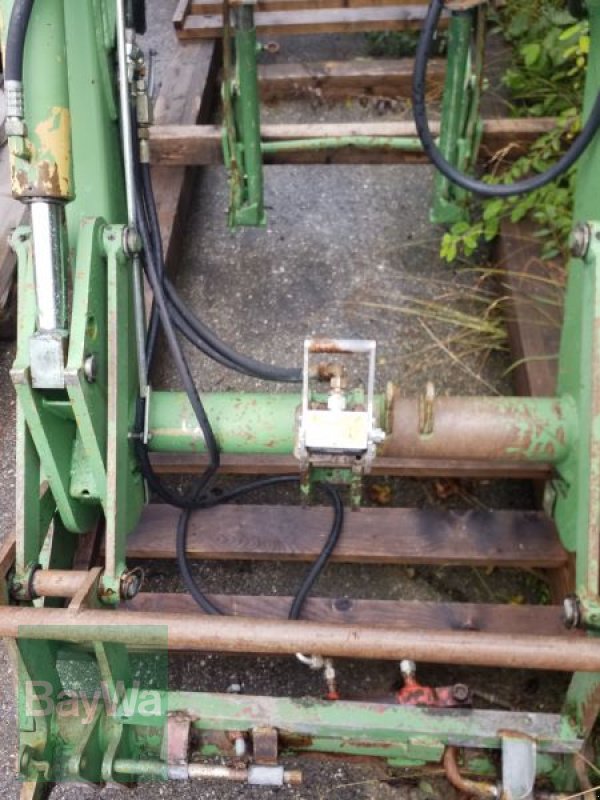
top-left (4, 0), bottom-right (34, 83)
top-left (176, 477), bottom-right (344, 617)
top-left (131, 79), bottom-right (342, 622)
top-left (137, 161), bottom-right (301, 383)
top-left (135, 168), bottom-right (221, 504)
top-left (413, 0), bottom-right (600, 197)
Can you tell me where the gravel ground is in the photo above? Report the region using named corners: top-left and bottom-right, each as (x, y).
top-left (0, 5), bottom-right (563, 799)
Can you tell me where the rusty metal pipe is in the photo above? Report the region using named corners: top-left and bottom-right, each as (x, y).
top-left (383, 394), bottom-right (575, 464)
top-left (148, 390), bottom-right (574, 464)
top-left (443, 747), bottom-right (499, 799)
top-left (443, 748), bottom-right (575, 800)
top-left (0, 606), bottom-right (597, 671)
top-left (31, 569), bottom-right (89, 598)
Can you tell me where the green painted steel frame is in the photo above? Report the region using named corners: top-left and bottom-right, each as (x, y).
top-left (552, 0), bottom-right (600, 742)
top-left (2, 0), bottom-right (600, 793)
top-left (1, 3), bottom-right (143, 791)
top-left (25, 691), bottom-right (585, 788)
top-left (221, 7), bottom-right (482, 229)
top-left (222, 3), bottom-right (266, 227)
top-left (431, 8), bottom-right (484, 224)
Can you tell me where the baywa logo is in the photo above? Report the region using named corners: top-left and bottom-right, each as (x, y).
top-left (24, 680), bottom-right (162, 725)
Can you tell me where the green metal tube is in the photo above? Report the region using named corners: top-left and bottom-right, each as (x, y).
top-left (113, 760), bottom-right (169, 779)
top-left (261, 137), bottom-right (426, 154)
top-left (147, 391), bottom-right (573, 463)
top-left (432, 10), bottom-right (472, 223)
top-left (149, 391), bottom-right (301, 454)
top-left (234, 6), bottom-right (264, 225)
top-left (11, 0), bottom-right (74, 200)
top-left (63, 0), bottom-right (127, 244)
top-left (125, 691), bottom-right (580, 755)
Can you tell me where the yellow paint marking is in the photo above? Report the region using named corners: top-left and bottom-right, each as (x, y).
top-left (34, 106), bottom-right (72, 198)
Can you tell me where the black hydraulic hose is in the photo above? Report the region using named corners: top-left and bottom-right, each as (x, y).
top-left (164, 276), bottom-right (302, 383)
top-left (138, 163), bottom-right (301, 383)
top-left (169, 302), bottom-right (256, 374)
top-left (4, 0), bottom-right (34, 83)
top-left (135, 172), bottom-right (220, 504)
top-left (134, 148), bottom-right (291, 510)
top-left (288, 482), bottom-right (344, 621)
top-left (413, 0), bottom-right (600, 197)
top-left (138, 161), bottom-right (163, 369)
top-left (131, 102), bottom-right (345, 627)
top-left (176, 477), bottom-right (344, 618)
top-left (167, 296), bottom-right (291, 378)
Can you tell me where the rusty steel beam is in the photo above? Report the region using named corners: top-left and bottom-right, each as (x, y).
top-left (0, 606), bottom-right (596, 671)
top-left (31, 569), bottom-right (89, 599)
top-left (383, 394), bottom-right (574, 463)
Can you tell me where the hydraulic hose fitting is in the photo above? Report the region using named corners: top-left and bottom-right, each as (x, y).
top-left (5, 81), bottom-right (26, 129)
top-left (4, 80), bottom-right (28, 158)
top-left (4, 0), bottom-right (34, 154)
top-left (296, 654), bottom-right (339, 700)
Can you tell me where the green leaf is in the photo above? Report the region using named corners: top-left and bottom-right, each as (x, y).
top-left (483, 199), bottom-right (504, 221)
top-left (559, 23), bottom-right (582, 41)
top-left (450, 221), bottom-right (470, 236)
top-left (521, 42), bottom-right (541, 67)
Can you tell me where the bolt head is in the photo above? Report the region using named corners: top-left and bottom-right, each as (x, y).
top-left (563, 594), bottom-right (581, 629)
top-left (120, 569), bottom-right (143, 600)
top-left (569, 223), bottom-right (592, 259)
top-left (124, 227), bottom-right (142, 255)
top-left (333, 597), bottom-right (353, 612)
top-left (20, 749), bottom-right (30, 770)
top-left (399, 659), bottom-right (416, 677)
top-left (370, 427), bottom-right (386, 445)
top-left (83, 355), bottom-right (98, 383)
top-left (452, 683), bottom-right (470, 703)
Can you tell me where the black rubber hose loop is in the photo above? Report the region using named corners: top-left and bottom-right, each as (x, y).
top-left (138, 163), bottom-right (301, 383)
top-left (412, 0), bottom-right (600, 197)
top-left (176, 477), bottom-right (344, 619)
top-left (5, 0), bottom-right (34, 83)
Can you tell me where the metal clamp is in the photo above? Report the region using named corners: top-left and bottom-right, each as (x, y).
top-left (501, 733), bottom-right (536, 800)
top-left (295, 338), bottom-right (385, 469)
top-left (162, 712), bottom-right (193, 781)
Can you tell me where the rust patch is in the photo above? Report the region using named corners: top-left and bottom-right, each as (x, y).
top-left (252, 726), bottom-right (279, 765)
top-left (309, 339), bottom-right (355, 354)
top-left (279, 733), bottom-right (314, 749)
top-left (11, 167), bottom-right (30, 197)
top-left (37, 161), bottom-right (63, 197)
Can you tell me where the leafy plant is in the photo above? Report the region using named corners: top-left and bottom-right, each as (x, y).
top-left (502, 14), bottom-right (588, 117)
top-left (441, 115), bottom-right (579, 263)
top-left (441, 0), bottom-right (588, 264)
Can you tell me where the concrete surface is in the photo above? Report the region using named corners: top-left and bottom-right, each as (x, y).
top-left (0, 3), bottom-right (562, 799)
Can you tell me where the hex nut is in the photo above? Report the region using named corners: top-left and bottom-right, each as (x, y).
top-left (563, 594), bottom-right (581, 629)
top-left (83, 354), bottom-right (98, 383)
top-left (570, 223), bottom-right (592, 259)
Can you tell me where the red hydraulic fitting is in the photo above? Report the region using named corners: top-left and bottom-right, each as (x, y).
top-left (396, 660), bottom-right (471, 708)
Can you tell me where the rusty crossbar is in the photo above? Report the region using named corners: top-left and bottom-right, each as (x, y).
top-left (3, 605), bottom-right (595, 671)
